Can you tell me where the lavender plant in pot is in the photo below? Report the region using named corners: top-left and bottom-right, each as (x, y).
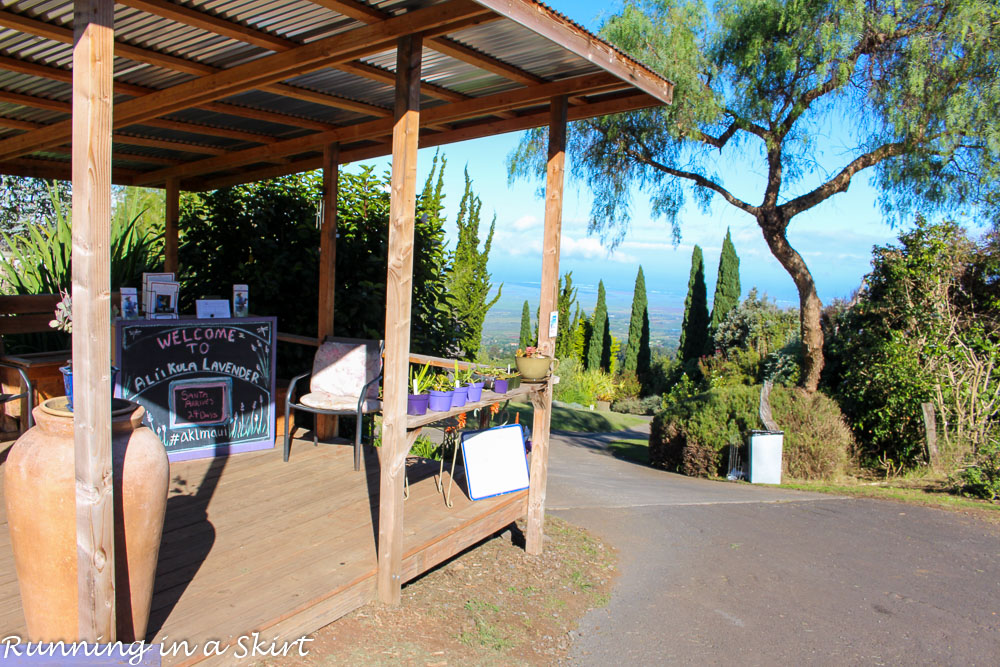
top-left (450, 365), bottom-right (469, 409)
top-left (49, 290), bottom-right (119, 410)
top-left (407, 363), bottom-right (432, 416)
top-left (454, 361), bottom-right (482, 403)
top-left (427, 373), bottom-right (454, 412)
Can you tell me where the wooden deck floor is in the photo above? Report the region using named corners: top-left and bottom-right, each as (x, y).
top-left (0, 435), bottom-right (528, 665)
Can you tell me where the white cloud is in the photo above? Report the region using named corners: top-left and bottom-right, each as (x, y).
top-left (512, 215), bottom-right (541, 232)
top-left (560, 236), bottom-right (637, 263)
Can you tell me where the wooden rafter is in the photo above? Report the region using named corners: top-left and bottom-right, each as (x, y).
top-left (133, 71), bottom-right (621, 185)
top-left (311, 0), bottom-right (545, 86)
top-left (192, 91), bottom-right (658, 190)
top-left (0, 12), bottom-right (389, 124)
top-left (0, 87), bottom-right (272, 156)
top-left (0, 0), bottom-right (491, 163)
top-left (471, 0), bottom-right (674, 105)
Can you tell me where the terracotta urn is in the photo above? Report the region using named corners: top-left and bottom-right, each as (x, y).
top-left (4, 398), bottom-right (169, 642)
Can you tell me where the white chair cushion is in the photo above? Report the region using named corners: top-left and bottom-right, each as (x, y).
top-left (299, 391), bottom-right (381, 413)
top-left (310, 341), bottom-right (380, 400)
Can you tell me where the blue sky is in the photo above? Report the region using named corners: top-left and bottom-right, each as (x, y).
top-left (351, 0), bottom-right (919, 319)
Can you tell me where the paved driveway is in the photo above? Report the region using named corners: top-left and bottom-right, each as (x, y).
top-left (547, 430), bottom-right (1000, 665)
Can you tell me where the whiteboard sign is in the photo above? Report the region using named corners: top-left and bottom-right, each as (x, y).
top-left (460, 424), bottom-right (530, 501)
top-left (548, 311), bottom-right (558, 338)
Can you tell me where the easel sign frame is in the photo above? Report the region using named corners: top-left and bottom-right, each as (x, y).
top-left (459, 423), bottom-right (530, 501)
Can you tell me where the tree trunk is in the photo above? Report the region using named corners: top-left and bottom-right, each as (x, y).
top-left (759, 215), bottom-right (824, 392)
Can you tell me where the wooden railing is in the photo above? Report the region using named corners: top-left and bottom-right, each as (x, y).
top-left (276, 332), bottom-right (489, 371)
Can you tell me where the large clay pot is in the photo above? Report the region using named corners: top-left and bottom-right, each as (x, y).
top-left (515, 356), bottom-right (557, 381)
top-left (4, 398), bottom-right (169, 642)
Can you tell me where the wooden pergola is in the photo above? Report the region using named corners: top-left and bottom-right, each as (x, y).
top-left (0, 0), bottom-right (673, 641)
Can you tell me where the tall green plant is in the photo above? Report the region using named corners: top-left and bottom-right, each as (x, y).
top-left (623, 265), bottom-right (651, 380)
top-left (679, 245), bottom-right (709, 363)
top-left (519, 300), bottom-right (532, 350)
top-left (0, 183), bottom-right (162, 295)
top-left (587, 280), bottom-right (610, 371)
top-left (710, 228), bottom-right (741, 336)
top-left (555, 271), bottom-right (579, 359)
top-left (447, 169), bottom-right (501, 360)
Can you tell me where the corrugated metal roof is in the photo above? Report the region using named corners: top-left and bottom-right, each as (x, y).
top-left (0, 0), bottom-right (672, 188)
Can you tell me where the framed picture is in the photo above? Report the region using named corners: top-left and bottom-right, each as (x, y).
top-left (233, 284), bottom-right (249, 317)
top-left (149, 281), bottom-right (179, 318)
top-left (120, 287), bottom-right (139, 320)
top-left (143, 272), bottom-right (174, 315)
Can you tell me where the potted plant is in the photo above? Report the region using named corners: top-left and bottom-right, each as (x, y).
top-left (407, 363), bottom-right (432, 416)
top-left (515, 346), bottom-right (557, 381)
top-left (593, 374), bottom-right (620, 411)
top-left (454, 361), bottom-right (483, 402)
top-left (427, 373), bottom-right (454, 412)
top-left (450, 363), bottom-right (469, 409)
top-left (491, 367), bottom-right (516, 394)
top-left (49, 290), bottom-right (119, 410)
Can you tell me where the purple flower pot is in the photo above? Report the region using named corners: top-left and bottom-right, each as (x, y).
top-left (407, 393), bottom-right (429, 416)
top-left (493, 378), bottom-right (509, 394)
top-left (428, 389), bottom-right (453, 412)
top-left (466, 381), bottom-right (484, 402)
top-left (451, 386), bottom-right (468, 409)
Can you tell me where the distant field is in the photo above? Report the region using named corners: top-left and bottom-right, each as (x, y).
top-left (482, 281), bottom-right (682, 349)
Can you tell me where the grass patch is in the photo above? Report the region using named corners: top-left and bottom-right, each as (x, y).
top-left (460, 599), bottom-right (512, 651)
top-left (505, 401), bottom-right (648, 433)
top-left (607, 438), bottom-right (649, 464)
top-left (784, 479), bottom-right (1000, 521)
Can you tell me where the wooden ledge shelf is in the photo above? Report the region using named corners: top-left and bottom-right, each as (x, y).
top-left (405, 384), bottom-right (542, 430)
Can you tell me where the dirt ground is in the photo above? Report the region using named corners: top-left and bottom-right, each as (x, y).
top-left (253, 517), bottom-right (616, 667)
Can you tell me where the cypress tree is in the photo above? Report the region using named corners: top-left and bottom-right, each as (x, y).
top-left (555, 272), bottom-right (578, 359)
top-left (412, 151), bottom-right (455, 355)
top-left (587, 280), bottom-right (609, 371)
top-left (710, 228), bottom-right (741, 339)
top-left (519, 300), bottom-right (532, 350)
top-left (447, 168), bottom-right (502, 360)
top-left (679, 245), bottom-right (710, 363)
top-left (623, 266), bottom-right (650, 375)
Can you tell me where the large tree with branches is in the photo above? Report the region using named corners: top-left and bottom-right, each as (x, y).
top-left (508, 0), bottom-right (1000, 391)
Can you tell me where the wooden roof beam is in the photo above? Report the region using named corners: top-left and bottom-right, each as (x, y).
top-left (309, 0), bottom-right (549, 88)
top-left (470, 0), bottom-right (674, 104)
top-left (116, 1), bottom-right (476, 113)
top-left (0, 0), bottom-right (491, 162)
top-left (135, 70), bottom-right (621, 186)
top-left (0, 157), bottom-right (137, 182)
top-left (0, 12), bottom-right (386, 127)
top-left (0, 81), bottom-right (278, 146)
top-left (193, 90), bottom-right (659, 191)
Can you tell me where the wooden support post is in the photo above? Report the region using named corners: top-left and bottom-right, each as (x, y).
top-left (921, 402), bottom-right (939, 468)
top-left (164, 177), bottom-right (179, 273)
top-left (526, 96), bottom-right (567, 556)
top-left (72, 0), bottom-right (116, 641)
top-left (377, 34), bottom-right (422, 605)
top-left (316, 143), bottom-right (339, 439)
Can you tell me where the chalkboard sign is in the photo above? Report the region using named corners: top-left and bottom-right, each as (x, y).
top-left (116, 317), bottom-right (276, 461)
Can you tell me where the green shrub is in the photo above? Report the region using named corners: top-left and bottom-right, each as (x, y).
top-left (617, 371), bottom-right (642, 399)
top-left (611, 395), bottom-right (662, 415)
top-left (554, 358), bottom-right (619, 405)
top-left (952, 438), bottom-right (1000, 501)
top-left (649, 385), bottom-right (854, 480)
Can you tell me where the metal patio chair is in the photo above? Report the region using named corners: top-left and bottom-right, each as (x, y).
top-left (0, 361), bottom-right (33, 431)
top-left (284, 336), bottom-right (383, 471)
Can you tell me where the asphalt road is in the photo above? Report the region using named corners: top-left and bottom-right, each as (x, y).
top-left (546, 429), bottom-right (1000, 666)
